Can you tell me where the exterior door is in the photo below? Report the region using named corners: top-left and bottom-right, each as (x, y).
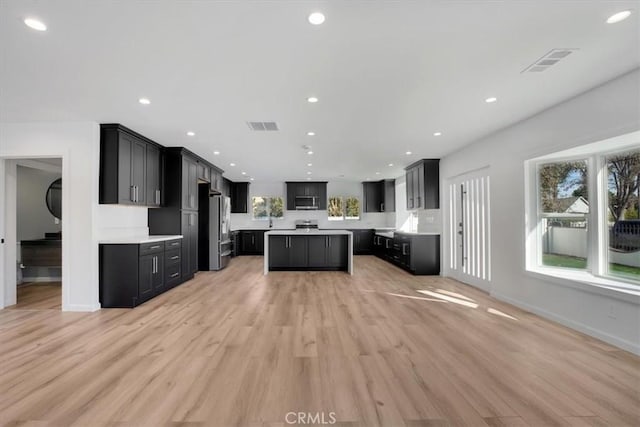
top-left (446, 168), bottom-right (491, 291)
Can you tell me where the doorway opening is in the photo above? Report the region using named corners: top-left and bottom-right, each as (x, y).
top-left (4, 158), bottom-right (63, 310)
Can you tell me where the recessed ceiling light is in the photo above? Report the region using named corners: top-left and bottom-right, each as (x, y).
top-left (24, 18), bottom-right (46, 31)
top-left (308, 12), bottom-right (326, 25)
top-left (485, 97), bottom-right (497, 103)
top-left (388, 163), bottom-right (394, 167)
top-left (607, 10), bottom-right (632, 24)
top-left (307, 131), bottom-right (315, 136)
top-left (138, 97), bottom-right (151, 105)
top-left (229, 163), bottom-right (236, 167)
top-left (307, 171), bottom-right (312, 175)
top-left (433, 132), bottom-right (442, 136)
top-left (405, 151), bottom-right (412, 155)
top-left (186, 131), bottom-right (195, 136)
top-left (307, 97), bottom-right (319, 103)
top-left (365, 178), bottom-right (371, 181)
top-left (307, 163), bottom-right (312, 167)
top-left (250, 177), bottom-right (255, 181)
top-left (307, 150), bottom-right (314, 155)
top-left (375, 172), bottom-right (381, 175)
top-left (241, 171), bottom-right (246, 175)
top-left (213, 151), bottom-right (220, 155)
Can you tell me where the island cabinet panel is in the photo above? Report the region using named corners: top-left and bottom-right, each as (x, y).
top-left (327, 235), bottom-right (348, 268)
top-left (268, 236), bottom-right (289, 268)
top-left (307, 236), bottom-right (327, 267)
top-left (268, 234), bottom-right (348, 271)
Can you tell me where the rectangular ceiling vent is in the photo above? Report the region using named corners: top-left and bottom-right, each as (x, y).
top-left (247, 121), bottom-right (278, 131)
top-left (521, 48), bottom-right (578, 73)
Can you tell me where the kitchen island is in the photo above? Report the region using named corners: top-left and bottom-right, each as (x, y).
top-left (264, 230), bottom-right (353, 275)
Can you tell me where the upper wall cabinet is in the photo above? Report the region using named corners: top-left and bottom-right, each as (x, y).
top-left (363, 179), bottom-right (395, 212)
top-left (230, 182), bottom-right (250, 213)
top-left (405, 159), bottom-right (439, 210)
top-left (100, 124), bottom-right (162, 207)
top-left (285, 182), bottom-right (327, 210)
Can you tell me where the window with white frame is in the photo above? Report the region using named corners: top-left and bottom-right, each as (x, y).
top-left (328, 196), bottom-right (360, 220)
top-left (527, 139), bottom-right (640, 288)
top-left (252, 196), bottom-right (284, 220)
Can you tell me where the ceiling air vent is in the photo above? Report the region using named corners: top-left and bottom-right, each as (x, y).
top-left (521, 48), bottom-right (578, 73)
top-left (247, 121), bottom-right (278, 131)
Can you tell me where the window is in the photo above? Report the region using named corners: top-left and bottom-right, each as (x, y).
top-left (328, 196), bottom-right (360, 221)
top-left (606, 150), bottom-right (640, 282)
top-left (252, 196), bottom-right (284, 220)
top-left (538, 160), bottom-right (589, 270)
top-left (527, 135), bottom-right (640, 290)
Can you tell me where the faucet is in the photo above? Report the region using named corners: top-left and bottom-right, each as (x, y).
top-left (269, 218), bottom-right (273, 229)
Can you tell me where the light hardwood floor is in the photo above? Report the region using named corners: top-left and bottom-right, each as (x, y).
top-left (0, 256), bottom-right (638, 426)
top-left (9, 283), bottom-right (61, 311)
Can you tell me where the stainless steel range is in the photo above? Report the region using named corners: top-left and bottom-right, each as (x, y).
top-left (295, 219), bottom-right (319, 230)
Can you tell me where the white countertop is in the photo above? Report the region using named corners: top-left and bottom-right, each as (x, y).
top-left (394, 231), bottom-right (441, 235)
top-left (99, 235), bottom-right (183, 244)
top-left (375, 231), bottom-right (395, 238)
top-left (265, 229), bottom-right (353, 236)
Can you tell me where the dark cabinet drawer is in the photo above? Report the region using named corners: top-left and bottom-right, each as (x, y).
top-left (165, 248), bottom-right (181, 265)
top-left (165, 262), bottom-right (182, 287)
top-left (165, 239), bottom-right (182, 250)
top-left (140, 241), bottom-right (164, 256)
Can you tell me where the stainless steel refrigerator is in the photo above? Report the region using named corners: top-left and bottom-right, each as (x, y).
top-left (199, 193), bottom-right (231, 271)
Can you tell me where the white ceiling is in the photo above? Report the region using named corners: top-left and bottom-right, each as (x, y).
top-left (1, 1), bottom-right (639, 182)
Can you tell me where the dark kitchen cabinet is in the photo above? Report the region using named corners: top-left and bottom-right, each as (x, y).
top-left (350, 229), bottom-right (374, 254)
top-left (100, 124), bottom-right (163, 207)
top-left (363, 180), bottom-right (395, 213)
top-left (267, 234), bottom-right (348, 271)
top-left (231, 182), bottom-right (249, 213)
top-left (210, 169), bottom-right (224, 193)
top-left (270, 235), bottom-right (308, 268)
top-left (327, 235), bottom-right (347, 268)
top-left (145, 144), bottom-right (161, 207)
top-left (197, 162), bottom-right (210, 183)
top-left (100, 239), bottom-right (182, 308)
top-left (285, 182), bottom-right (327, 210)
top-left (307, 235), bottom-right (328, 267)
top-left (182, 156), bottom-right (199, 210)
top-left (239, 230), bottom-right (265, 255)
top-left (405, 159), bottom-right (439, 210)
top-left (181, 211), bottom-right (198, 278)
top-left (373, 232), bottom-right (440, 275)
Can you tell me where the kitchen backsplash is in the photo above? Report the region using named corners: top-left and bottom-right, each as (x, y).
top-left (231, 210), bottom-right (394, 230)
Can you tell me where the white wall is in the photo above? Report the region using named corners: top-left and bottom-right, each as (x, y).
top-left (0, 122), bottom-right (148, 311)
top-left (231, 180), bottom-right (394, 230)
top-left (16, 165), bottom-right (62, 241)
top-left (440, 68), bottom-right (640, 354)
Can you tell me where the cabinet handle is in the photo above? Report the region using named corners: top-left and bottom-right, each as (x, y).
top-left (130, 186), bottom-right (135, 202)
top-left (252, 235), bottom-right (255, 245)
top-left (402, 243), bottom-right (408, 255)
top-left (416, 196), bottom-right (421, 207)
top-left (328, 237), bottom-right (331, 247)
top-left (171, 242), bottom-right (179, 246)
top-left (170, 272), bottom-right (180, 278)
top-left (171, 256), bottom-right (179, 260)
top-left (152, 256), bottom-right (156, 274)
top-left (381, 202), bottom-right (384, 212)
top-left (155, 189), bottom-right (160, 205)
top-left (150, 245), bottom-right (161, 250)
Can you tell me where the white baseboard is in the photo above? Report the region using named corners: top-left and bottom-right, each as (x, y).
top-left (62, 303), bottom-right (101, 312)
top-left (492, 291), bottom-right (640, 356)
top-left (21, 277), bottom-right (62, 283)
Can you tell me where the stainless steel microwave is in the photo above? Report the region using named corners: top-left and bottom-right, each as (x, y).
top-left (294, 195), bottom-right (318, 210)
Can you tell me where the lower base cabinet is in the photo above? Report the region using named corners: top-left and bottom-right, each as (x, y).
top-left (269, 234), bottom-right (348, 271)
top-left (100, 238), bottom-right (182, 308)
top-left (373, 233), bottom-right (440, 275)
top-left (239, 230), bottom-right (265, 255)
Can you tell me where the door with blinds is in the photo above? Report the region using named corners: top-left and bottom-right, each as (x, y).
top-left (446, 168), bottom-right (491, 291)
